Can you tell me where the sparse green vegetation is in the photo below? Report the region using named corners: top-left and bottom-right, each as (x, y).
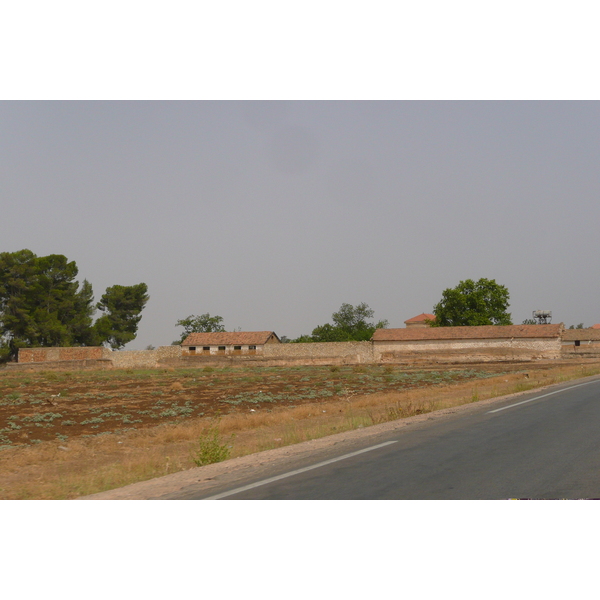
top-left (191, 423), bottom-right (232, 466)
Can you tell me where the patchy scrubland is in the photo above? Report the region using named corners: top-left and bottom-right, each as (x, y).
top-left (1, 360), bottom-right (599, 499)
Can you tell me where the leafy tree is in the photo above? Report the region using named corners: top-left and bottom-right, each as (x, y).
top-left (290, 334), bottom-right (313, 343)
top-left (0, 249), bottom-right (42, 357)
top-left (568, 323), bottom-right (584, 329)
top-left (310, 323), bottom-right (346, 342)
top-left (522, 319), bottom-right (536, 325)
top-left (331, 303), bottom-right (389, 339)
top-left (0, 250), bottom-right (99, 358)
top-left (432, 278), bottom-right (512, 327)
top-left (94, 283), bottom-right (149, 350)
top-left (173, 313), bottom-right (225, 344)
top-left (70, 279), bottom-right (98, 345)
top-left (293, 303), bottom-right (388, 342)
top-left (0, 249), bottom-right (149, 360)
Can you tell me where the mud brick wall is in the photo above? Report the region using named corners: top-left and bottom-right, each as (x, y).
top-left (15, 335), bottom-right (566, 371)
top-left (18, 347), bottom-right (110, 363)
top-left (561, 341), bottom-right (600, 358)
top-left (7, 359), bottom-right (113, 371)
top-left (374, 338), bottom-right (562, 363)
top-left (109, 346), bottom-right (183, 369)
top-left (262, 341), bottom-right (374, 364)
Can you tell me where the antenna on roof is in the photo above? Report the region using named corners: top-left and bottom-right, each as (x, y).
top-left (532, 310), bottom-right (552, 324)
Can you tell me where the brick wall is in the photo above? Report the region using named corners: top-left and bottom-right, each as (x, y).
top-left (18, 347), bottom-right (111, 363)
top-left (109, 346), bottom-right (183, 369)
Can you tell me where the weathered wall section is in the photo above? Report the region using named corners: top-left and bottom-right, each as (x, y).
top-left (561, 341), bottom-right (600, 358)
top-left (109, 346), bottom-right (183, 369)
top-left (18, 347), bottom-right (111, 362)
top-left (561, 329), bottom-right (600, 358)
top-left (16, 346), bottom-right (183, 369)
top-left (263, 341), bottom-right (374, 365)
top-left (374, 338), bottom-right (562, 364)
top-left (15, 336), bottom-right (565, 370)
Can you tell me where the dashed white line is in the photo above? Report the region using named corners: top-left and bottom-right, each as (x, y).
top-left (203, 440), bottom-right (398, 500)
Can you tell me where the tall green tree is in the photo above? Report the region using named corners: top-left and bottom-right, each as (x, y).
top-left (0, 249), bottom-right (149, 359)
top-left (0, 250), bottom-right (99, 357)
top-left (172, 313), bottom-right (225, 344)
top-left (0, 249), bottom-right (39, 359)
top-left (293, 302), bottom-right (388, 342)
top-left (94, 283), bottom-right (149, 350)
top-left (432, 278), bottom-right (512, 327)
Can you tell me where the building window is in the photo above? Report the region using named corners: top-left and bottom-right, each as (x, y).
top-left (218, 346), bottom-right (226, 352)
top-left (189, 347), bottom-right (196, 352)
top-left (234, 346), bottom-right (242, 350)
top-left (203, 346), bottom-right (210, 351)
top-left (575, 340), bottom-right (581, 347)
top-left (249, 345), bottom-right (256, 350)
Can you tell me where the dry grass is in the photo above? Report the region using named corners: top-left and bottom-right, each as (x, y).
top-left (0, 360), bottom-right (599, 499)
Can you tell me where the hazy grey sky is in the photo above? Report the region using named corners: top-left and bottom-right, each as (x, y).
top-left (2, 101), bottom-right (599, 348)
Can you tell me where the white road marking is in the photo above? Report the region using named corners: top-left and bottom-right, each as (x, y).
top-left (203, 440), bottom-right (398, 500)
top-left (487, 379), bottom-right (600, 414)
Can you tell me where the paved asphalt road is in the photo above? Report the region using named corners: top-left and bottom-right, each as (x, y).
top-left (178, 376), bottom-right (600, 500)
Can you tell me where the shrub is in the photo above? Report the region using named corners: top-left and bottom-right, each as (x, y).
top-left (191, 424), bottom-right (232, 467)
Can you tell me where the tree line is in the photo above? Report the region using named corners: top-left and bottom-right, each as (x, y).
top-left (7, 247), bottom-right (565, 359)
top-left (172, 279), bottom-right (515, 342)
top-left (0, 249), bottom-right (148, 361)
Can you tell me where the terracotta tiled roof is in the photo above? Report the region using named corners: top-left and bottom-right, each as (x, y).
top-left (181, 331), bottom-right (279, 346)
top-left (404, 313), bottom-right (436, 324)
top-left (591, 324), bottom-right (600, 329)
top-left (562, 328), bottom-right (600, 341)
top-left (372, 324), bottom-right (563, 342)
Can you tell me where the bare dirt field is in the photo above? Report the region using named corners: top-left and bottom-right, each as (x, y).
top-left (0, 363), bottom-right (516, 446)
top-left (1, 360), bottom-right (599, 499)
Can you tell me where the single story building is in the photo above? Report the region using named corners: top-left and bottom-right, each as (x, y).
top-left (180, 331), bottom-right (281, 356)
top-left (561, 328), bottom-right (600, 355)
top-left (371, 324), bottom-right (564, 363)
top-left (404, 313), bottom-right (436, 328)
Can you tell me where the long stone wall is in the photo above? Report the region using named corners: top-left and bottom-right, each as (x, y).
top-left (13, 335), bottom-right (567, 371)
top-left (18, 347), bottom-right (111, 362)
top-left (561, 341), bottom-right (600, 358)
top-left (263, 341), bottom-right (374, 364)
top-left (109, 346), bottom-right (183, 369)
top-left (374, 338), bottom-right (562, 364)
top-left (16, 346), bottom-right (183, 370)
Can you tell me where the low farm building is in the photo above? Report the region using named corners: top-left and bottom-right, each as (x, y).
top-left (561, 328), bottom-right (600, 356)
top-left (371, 324), bottom-right (564, 363)
top-left (180, 331), bottom-right (280, 356)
